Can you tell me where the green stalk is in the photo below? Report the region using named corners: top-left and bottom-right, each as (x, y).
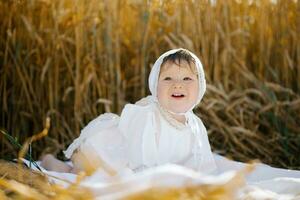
top-left (0, 128), bottom-right (42, 172)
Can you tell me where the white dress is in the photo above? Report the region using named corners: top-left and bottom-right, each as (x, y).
top-left (64, 101), bottom-right (216, 174)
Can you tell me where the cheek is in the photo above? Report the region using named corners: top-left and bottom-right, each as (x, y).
top-left (189, 84), bottom-right (199, 100)
top-left (157, 84), bottom-right (163, 98)
top-left (157, 84), bottom-right (170, 104)
top-left (157, 85), bottom-right (163, 102)
top-left (157, 83), bottom-right (167, 97)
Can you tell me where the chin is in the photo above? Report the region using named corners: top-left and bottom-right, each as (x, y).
top-left (168, 107), bottom-right (189, 114)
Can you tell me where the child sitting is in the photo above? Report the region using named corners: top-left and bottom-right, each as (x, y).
top-left (41, 48), bottom-right (216, 175)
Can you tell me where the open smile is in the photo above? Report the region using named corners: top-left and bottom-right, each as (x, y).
top-left (171, 93), bottom-right (185, 99)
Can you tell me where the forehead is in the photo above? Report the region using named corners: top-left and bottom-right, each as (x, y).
top-left (160, 60), bottom-right (197, 75)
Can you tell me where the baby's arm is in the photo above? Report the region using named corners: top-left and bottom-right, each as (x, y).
top-left (40, 154), bottom-right (73, 173)
top-left (40, 150), bottom-right (115, 175)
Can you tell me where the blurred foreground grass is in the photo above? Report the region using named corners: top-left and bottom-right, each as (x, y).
top-left (0, 158), bottom-right (253, 200)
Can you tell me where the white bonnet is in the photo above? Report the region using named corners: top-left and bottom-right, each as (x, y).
top-left (148, 48), bottom-right (206, 110)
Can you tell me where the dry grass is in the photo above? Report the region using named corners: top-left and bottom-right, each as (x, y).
top-left (0, 160), bottom-right (94, 199)
top-left (198, 81), bottom-right (300, 169)
top-left (0, 0), bottom-right (299, 170)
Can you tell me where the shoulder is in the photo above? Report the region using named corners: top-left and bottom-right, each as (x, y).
top-left (120, 102), bottom-right (157, 117)
top-left (81, 113), bottom-right (119, 133)
top-left (194, 114), bottom-right (206, 129)
top-left (118, 102), bottom-right (159, 137)
top-left (119, 102), bottom-right (158, 126)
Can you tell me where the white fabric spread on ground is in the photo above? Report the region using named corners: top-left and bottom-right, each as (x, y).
top-left (26, 155), bottom-right (300, 199)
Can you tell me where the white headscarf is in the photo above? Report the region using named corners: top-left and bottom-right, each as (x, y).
top-left (143, 48), bottom-right (210, 169)
top-left (148, 48), bottom-right (206, 109)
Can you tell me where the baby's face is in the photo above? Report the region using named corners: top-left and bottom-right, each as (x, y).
top-left (157, 60), bottom-right (199, 113)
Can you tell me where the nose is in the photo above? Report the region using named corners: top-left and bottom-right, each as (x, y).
top-left (172, 80), bottom-right (183, 89)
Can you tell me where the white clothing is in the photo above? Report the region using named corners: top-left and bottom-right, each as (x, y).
top-left (64, 101), bottom-right (216, 174)
top-left (146, 48), bottom-right (208, 166)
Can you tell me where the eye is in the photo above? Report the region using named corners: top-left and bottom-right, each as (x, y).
top-left (163, 77), bottom-right (172, 81)
top-left (183, 77), bottom-right (192, 81)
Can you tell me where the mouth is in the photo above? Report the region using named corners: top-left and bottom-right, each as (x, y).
top-left (171, 93), bottom-right (185, 99)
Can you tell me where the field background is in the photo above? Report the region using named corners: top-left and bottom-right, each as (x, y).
top-left (0, 0), bottom-right (299, 169)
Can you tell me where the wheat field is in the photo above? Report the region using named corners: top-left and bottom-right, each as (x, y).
top-left (0, 0), bottom-right (299, 171)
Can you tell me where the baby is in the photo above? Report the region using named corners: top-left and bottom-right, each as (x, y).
top-left (41, 48), bottom-right (216, 175)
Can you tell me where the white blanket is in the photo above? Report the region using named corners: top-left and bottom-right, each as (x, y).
top-left (26, 154), bottom-right (300, 200)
